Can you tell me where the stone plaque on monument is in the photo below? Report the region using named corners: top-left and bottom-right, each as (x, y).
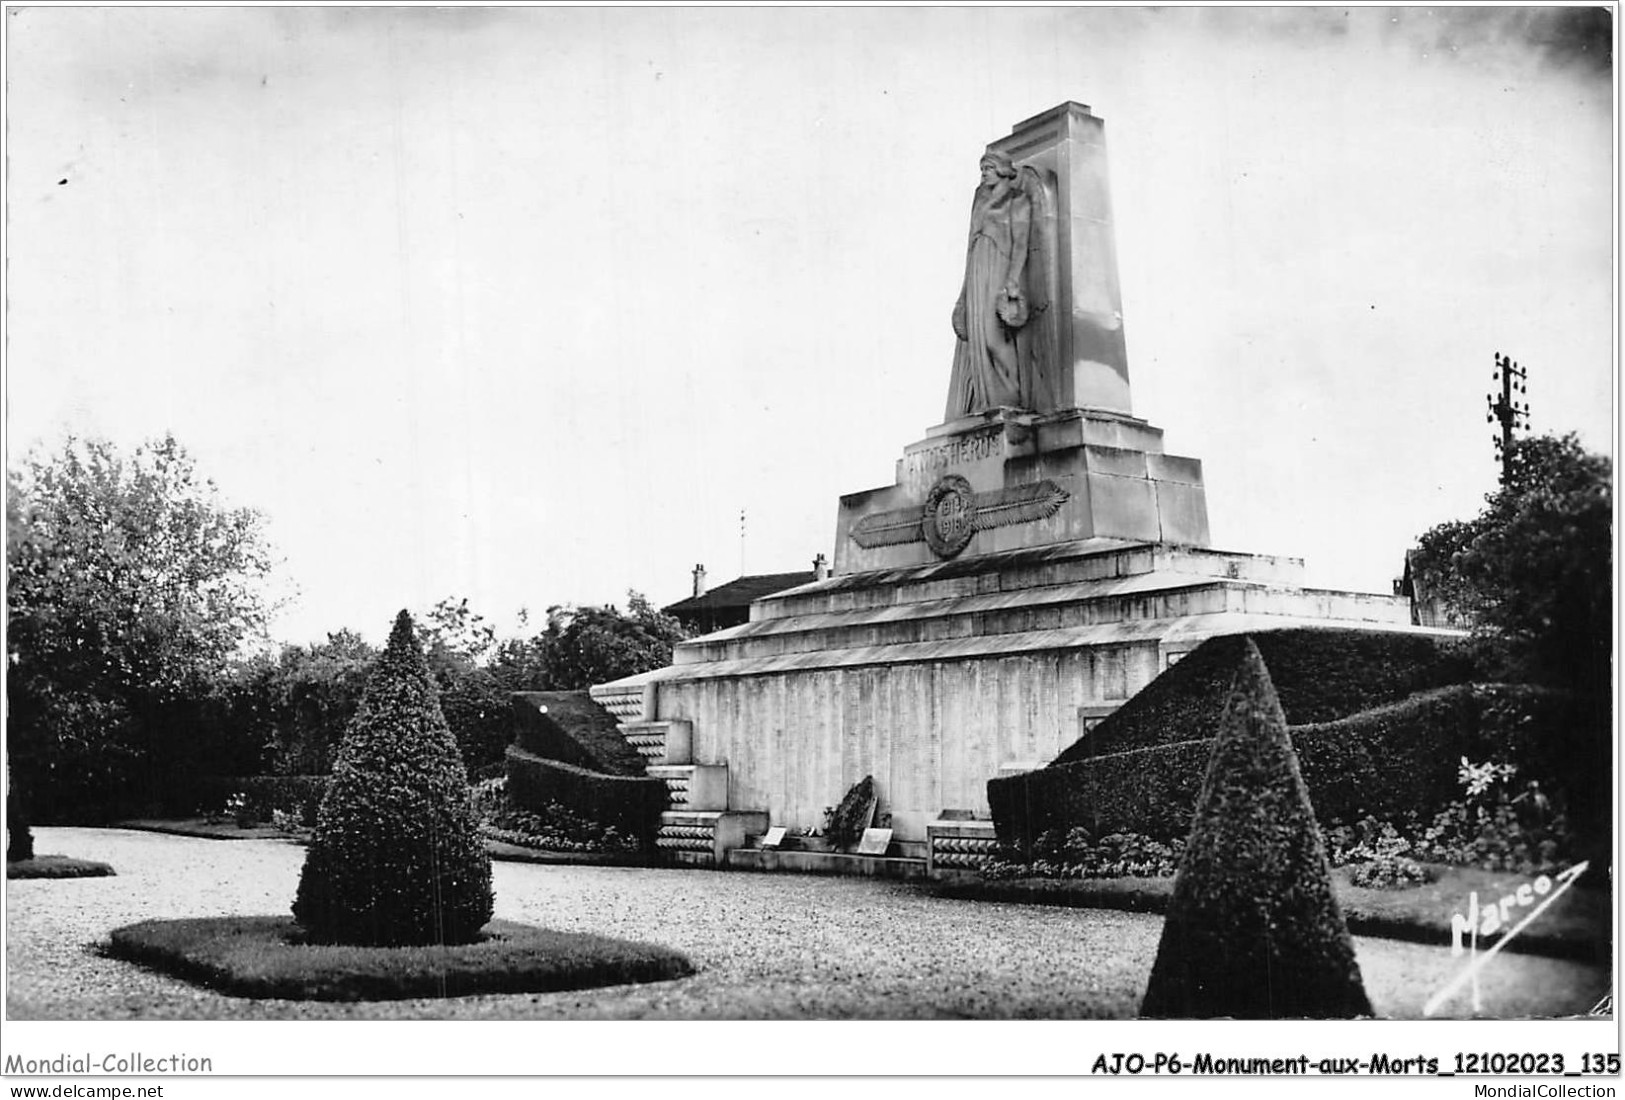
top-left (856, 828), bottom-right (894, 856)
top-left (759, 826), bottom-right (787, 850)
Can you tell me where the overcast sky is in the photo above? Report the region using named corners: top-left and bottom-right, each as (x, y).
top-left (6, 6), bottom-right (1614, 647)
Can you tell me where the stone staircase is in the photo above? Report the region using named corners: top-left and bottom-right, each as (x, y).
top-left (589, 683), bottom-right (765, 866)
top-left (621, 719), bottom-right (691, 765)
top-left (591, 681), bottom-right (981, 880)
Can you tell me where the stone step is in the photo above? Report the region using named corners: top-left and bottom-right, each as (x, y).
top-left (745, 833), bottom-right (928, 860)
top-left (725, 848), bottom-right (929, 881)
top-left (618, 719), bottom-right (692, 766)
top-left (655, 810), bottom-right (769, 868)
top-left (926, 818), bottom-right (1000, 878)
top-left (747, 542), bottom-right (1304, 622)
top-left (588, 681), bottom-right (649, 722)
top-left (674, 573), bottom-right (1414, 666)
top-left (647, 763), bottom-right (727, 812)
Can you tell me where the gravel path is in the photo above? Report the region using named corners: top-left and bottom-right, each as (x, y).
top-left (6, 828), bottom-right (1609, 1021)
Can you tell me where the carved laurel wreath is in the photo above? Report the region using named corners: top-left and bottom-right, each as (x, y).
top-left (850, 477), bottom-right (1070, 558)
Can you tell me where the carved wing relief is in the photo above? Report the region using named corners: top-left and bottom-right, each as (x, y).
top-left (850, 478), bottom-right (1071, 554)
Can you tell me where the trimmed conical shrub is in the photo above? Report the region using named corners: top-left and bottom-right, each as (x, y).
top-left (293, 611), bottom-right (493, 946)
top-left (1140, 637), bottom-right (1371, 1019)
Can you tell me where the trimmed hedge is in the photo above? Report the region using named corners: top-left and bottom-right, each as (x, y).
top-left (1140, 639), bottom-right (1370, 1019)
top-left (7, 855), bottom-right (116, 879)
top-left (990, 741), bottom-right (1213, 852)
top-left (195, 775), bottom-right (329, 827)
top-left (293, 611), bottom-right (493, 947)
top-left (1054, 629), bottom-right (1477, 764)
top-left (1298, 683), bottom-right (1602, 834)
top-left (505, 746), bottom-right (667, 841)
top-left (1295, 687), bottom-right (1478, 825)
top-left (105, 916), bottom-right (694, 1001)
top-left (509, 692), bottom-right (646, 776)
top-left (992, 681), bottom-right (1604, 855)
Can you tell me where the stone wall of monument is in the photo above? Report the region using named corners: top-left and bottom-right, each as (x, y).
top-left (653, 642), bottom-right (1163, 834)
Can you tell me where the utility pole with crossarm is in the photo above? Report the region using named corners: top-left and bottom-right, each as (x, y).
top-left (1487, 352), bottom-right (1530, 486)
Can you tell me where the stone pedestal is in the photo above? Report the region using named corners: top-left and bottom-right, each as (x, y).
top-left (606, 540), bottom-right (1447, 835)
top-left (834, 407), bottom-right (1209, 575)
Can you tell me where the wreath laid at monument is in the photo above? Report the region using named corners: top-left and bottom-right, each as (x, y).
top-left (104, 611), bottom-right (693, 1000)
top-left (823, 776), bottom-right (878, 852)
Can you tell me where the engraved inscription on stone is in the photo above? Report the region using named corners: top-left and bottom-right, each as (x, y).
top-left (922, 475), bottom-right (977, 558)
top-left (759, 826), bottom-right (788, 850)
top-left (856, 827), bottom-right (894, 856)
top-left (902, 428), bottom-right (1003, 494)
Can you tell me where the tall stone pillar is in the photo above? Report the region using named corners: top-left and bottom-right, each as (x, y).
top-left (988, 102), bottom-right (1131, 416)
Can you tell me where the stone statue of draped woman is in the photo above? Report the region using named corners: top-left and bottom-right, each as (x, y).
top-left (945, 151), bottom-right (1057, 418)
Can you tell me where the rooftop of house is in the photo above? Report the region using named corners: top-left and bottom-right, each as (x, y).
top-left (663, 570), bottom-right (818, 618)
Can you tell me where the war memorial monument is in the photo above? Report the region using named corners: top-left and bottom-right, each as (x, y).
top-left (590, 103), bottom-right (1452, 867)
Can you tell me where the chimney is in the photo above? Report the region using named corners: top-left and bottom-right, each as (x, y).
top-left (692, 563), bottom-right (708, 597)
top-left (813, 553), bottom-right (830, 580)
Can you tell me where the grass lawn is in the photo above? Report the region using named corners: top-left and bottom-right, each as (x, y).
top-left (482, 837), bottom-right (650, 866)
top-left (114, 818), bottom-right (646, 866)
top-left (934, 864), bottom-right (1609, 962)
top-left (114, 818), bottom-right (299, 842)
top-left (1335, 865), bottom-right (1609, 961)
top-left (104, 916), bottom-right (695, 1001)
top-left (6, 854), bottom-right (116, 879)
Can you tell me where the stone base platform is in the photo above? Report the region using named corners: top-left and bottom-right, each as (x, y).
top-left (655, 811), bottom-right (769, 867)
top-left (670, 539), bottom-right (1418, 676)
top-left (725, 848), bottom-right (929, 881)
top-left (602, 539), bottom-right (1455, 840)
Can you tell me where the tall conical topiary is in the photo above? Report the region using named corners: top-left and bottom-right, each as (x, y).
top-left (293, 610), bottom-right (493, 946)
top-left (1140, 637), bottom-right (1371, 1019)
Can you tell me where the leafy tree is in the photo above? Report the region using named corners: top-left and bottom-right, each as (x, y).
top-left (1410, 433), bottom-right (1611, 697)
top-left (222, 596), bottom-right (535, 781)
top-left (415, 596), bottom-right (496, 667)
top-left (7, 435), bottom-right (274, 823)
top-left (293, 611), bottom-right (493, 946)
top-left (486, 608), bottom-right (550, 693)
top-left (413, 597), bottom-right (511, 772)
top-left (245, 629), bottom-right (378, 777)
top-left (533, 591), bottom-right (689, 690)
